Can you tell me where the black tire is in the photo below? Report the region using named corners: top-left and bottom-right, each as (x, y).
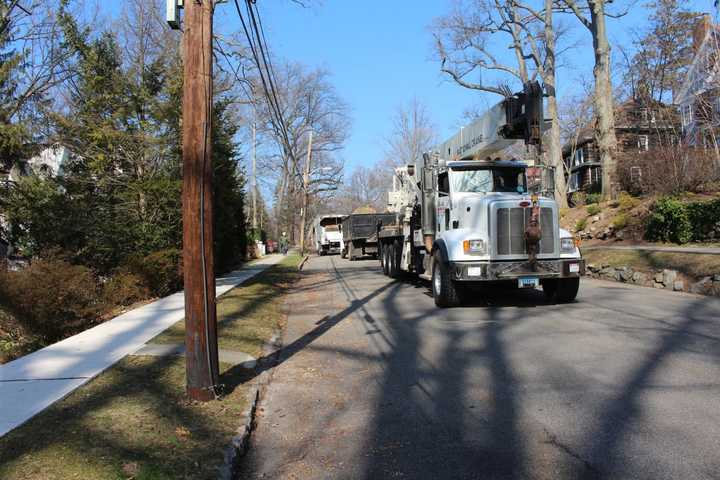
top-left (432, 254), bottom-right (461, 308)
top-left (543, 278), bottom-right (579, 303)
top-left (390, 239), bottom-right (403, 278)
top-left (556, 278), bottom-right (580, 303)
top-left (387, 242), bottom-right (398, 278)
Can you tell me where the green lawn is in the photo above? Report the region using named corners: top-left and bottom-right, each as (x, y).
top-left (0, 254), bottom-right (302, 480)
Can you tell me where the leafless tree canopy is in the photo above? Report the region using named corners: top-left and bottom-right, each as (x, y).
top-left (383, 97), bottom-right (436, 172)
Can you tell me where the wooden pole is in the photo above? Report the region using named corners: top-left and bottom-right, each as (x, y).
top-left (182, 0), bottom-right (219, 402)
top-left (299, 130), bottom-right (313, 254)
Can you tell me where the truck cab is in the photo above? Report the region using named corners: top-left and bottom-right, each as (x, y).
top-left (429, 159), bottom-right (584, 306)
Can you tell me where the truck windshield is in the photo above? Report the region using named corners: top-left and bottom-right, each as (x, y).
top-left (450, 167), bottom-right (527, 193)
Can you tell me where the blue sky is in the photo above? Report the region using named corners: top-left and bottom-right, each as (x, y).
top-left (100, 1), bottom-right (718, 175)
top-left (212, 0), bottom-right (718, 175)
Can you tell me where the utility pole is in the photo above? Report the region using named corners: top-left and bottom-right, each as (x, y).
top-left (252, 122), bottom-right (257, 230)
top-left (299, 130), bottom-right (313, 254)
top-left (181, 0), bottom-right (219, 402)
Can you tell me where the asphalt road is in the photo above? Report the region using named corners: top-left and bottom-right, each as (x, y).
top-left (238, 254), bottom-right (720, 480)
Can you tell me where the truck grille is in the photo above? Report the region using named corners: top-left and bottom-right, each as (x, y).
top-left (496, 207), bottom-right (555, 256)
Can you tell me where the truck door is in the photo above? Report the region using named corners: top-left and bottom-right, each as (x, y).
top-left (437, 171), bottom-right (450, 232)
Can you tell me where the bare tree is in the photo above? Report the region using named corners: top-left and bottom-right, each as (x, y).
top-left (383, 97), bottom-right (436, 171)
top-left (558, 0), bottom-right (624, 200)
top-left (254, 63), bottom-right (350, 241)
top-left (433, 0), bottom-right (572, 206)
top-left (433, 0), bottom-right (531, 95)
top-left (334, 166), bottom-right (388, 214)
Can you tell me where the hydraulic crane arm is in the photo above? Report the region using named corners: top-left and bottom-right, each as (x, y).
top-left (435, 81), bottom-right (545, 161)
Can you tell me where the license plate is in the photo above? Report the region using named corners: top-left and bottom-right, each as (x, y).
top-left (467, 266), bottom-right (483, 277)
top-left (568, 263), bottom-right (580, 273)
top-left (518, 277), bottom-right (539, 289)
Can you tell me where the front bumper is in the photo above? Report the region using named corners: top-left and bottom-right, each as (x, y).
top-left (452, 259), bottom-right (586, 281)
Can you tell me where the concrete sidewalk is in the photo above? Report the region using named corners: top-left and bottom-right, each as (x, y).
top-left (584, 245), bottom-right (720, 255)
top-left (0, 255), bottom-right (284, 437)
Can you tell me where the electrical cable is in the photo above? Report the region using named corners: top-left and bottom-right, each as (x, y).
top-left (232, 0), bottom-right (294, 163)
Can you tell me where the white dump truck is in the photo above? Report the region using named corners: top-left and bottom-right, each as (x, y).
top-left (375, 82), bottom-right (585, 307)
top-left (312, 214), bottom-right (345, 255)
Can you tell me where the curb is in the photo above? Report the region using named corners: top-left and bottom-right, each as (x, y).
top-left (217, 330), bottom-right (284, 480)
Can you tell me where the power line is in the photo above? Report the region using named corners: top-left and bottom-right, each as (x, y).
top-left (231, 0), bottom-right (295, 163)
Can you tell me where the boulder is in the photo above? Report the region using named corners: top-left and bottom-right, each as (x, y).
top-left (632, 271), bottom-right (648, 285)
top-left (654, 272), bottom-right (664, 283)
top-left (673, 280), bottom-right (684, 292)
top-left (619, 267), bottom-right (633, 282)
top-left (689, 276), bottom-right (712, 295)
top-left (662, 269), bottom-right (678, 289)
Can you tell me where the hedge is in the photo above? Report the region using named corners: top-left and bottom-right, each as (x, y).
top-left (645, 197), bottom-right (720, 244)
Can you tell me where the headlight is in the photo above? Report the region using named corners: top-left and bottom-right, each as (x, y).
top-left (463, 239), bottom-right (486, 255)
top-left (561, 237), bottom-right (576, 253)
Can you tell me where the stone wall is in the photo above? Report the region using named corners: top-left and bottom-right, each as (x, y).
top-left (586, 263), bottom-right (720, 296)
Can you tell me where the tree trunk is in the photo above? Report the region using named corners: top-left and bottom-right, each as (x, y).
top-left (544, 0), bottom-right (568, 208)
top-left (589, 0), bottom-right (618, 200)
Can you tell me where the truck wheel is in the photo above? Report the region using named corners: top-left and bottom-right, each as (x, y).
top-left (432, 254), bottom-right (460, 308)
top-left (387, 242), bottom-right (398, 277)
top-left (390, 239), bottom-right (403, 279)
top-left (543, 278), bottom-right (579, 303)
top-left (341, 247), bottom-right (347, 259)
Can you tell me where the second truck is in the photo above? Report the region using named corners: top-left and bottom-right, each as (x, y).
top-left (376, 82), bottom-right (585, 307)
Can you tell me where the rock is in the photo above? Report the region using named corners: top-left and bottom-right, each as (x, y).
top-left (592, 215), bottom-right (600, 223)
top-left (632, 271), bottom-right (647, 284)
top-left (587, 263), bottom-right (599, 273)
top-left (713, 274), bottom-right (720, 282)
top-left (673, 280), bottom-right (684, 292)
top-left (654, 272), bottom-right (664, 283)
top-left (662, 269), bottom-right (678, 289)
top-left (653, 282), bottom-right (664, 289)
top-left (615, 230), bottom-right (625, 241)
top-left (619, 267), bottom-right (633, 282)
top-left (690, 277), bottom-right (713, 295)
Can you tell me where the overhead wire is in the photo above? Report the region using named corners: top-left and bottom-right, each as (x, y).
top-left (231, 0), bottom-right (295, 162)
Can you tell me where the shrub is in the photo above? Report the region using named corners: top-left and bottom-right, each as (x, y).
top-left (575, 218), bottom-right (587, 232)
top-left (570, 191), bottom-right (587, 207)
top-left (0, 257), bottom-right (105, 343)
top-left (617, 146), bottom-right (719, 195)
top-left (686, 197), bottom-right (720, 241)
top-left (586, 193), bottom-right (601, 205)
top-left (586, 204), bottom-right (601, 216)
top-left (125, 249), bottom-right (182, 298)
top-left (645, 197), bottom-right (692, 244)
top-left (611, 214), bottom-right (628, 230)
top-left (618, 191), bottom-right (641, 211)
top-left (103, 272), bottom-right (150, 307)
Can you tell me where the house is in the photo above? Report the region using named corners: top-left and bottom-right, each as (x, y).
top-left (562, 99), bottom-right (679, 195)
top-left (675, 14), bottom-right (720, 150)
top-left (8, 144), bottom-right (70, 182)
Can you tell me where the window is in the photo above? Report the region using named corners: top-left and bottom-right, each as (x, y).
top-left (438, 172), bottom-right (449, 196)
top-left (630, 166), bottom-right (642, 183)
top-left (638, 135), bottom-right (649, 151)
top-left (574, 148), bottom-right (584, 166)
top-left (449, 166), bottom-right (527, 193)
top-left (682, 104), bottom-right (694, 127)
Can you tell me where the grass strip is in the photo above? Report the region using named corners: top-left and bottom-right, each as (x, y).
top-left (0, 254), bottom-right (302, 480)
